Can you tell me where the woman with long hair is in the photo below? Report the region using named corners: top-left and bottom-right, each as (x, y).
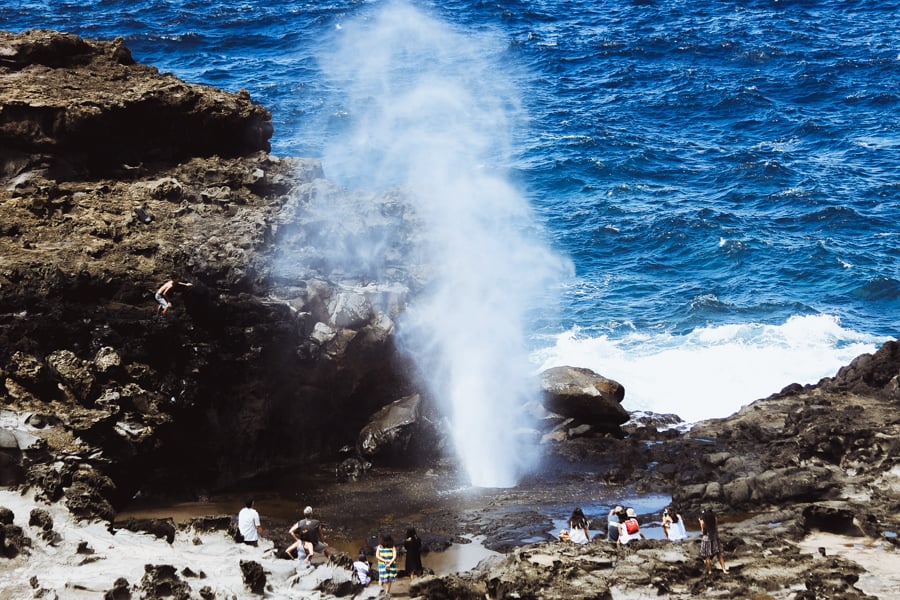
top-left (662, 505), bottom-right (687, 541)
top-left (567, 507), bottom-right (592, 544)
top-left (699, 508), bottom-right (728, 575)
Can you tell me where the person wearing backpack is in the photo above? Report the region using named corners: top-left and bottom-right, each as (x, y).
top-left (617, 507), bottom-right (646, 545)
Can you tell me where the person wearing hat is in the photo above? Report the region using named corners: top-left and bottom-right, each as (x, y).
top-left (617, 507), bottom-right (646, 545)
top-left (606, 506), bottom-right (624, 542)
top-left (288, 506), bottom-right (331, 563)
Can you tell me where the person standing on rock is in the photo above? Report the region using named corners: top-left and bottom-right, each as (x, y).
top-left (567, 508), bottom-right (592, 544)
top-left (376, 534), bottom-right (398, 594)
top-left (238, 498), bottom-right (263, 547)
top-left (699, 508), bottom-right (729, 575)
top-left (404, 527), bottom-right (424, 580)
top-left (155, 277), bottom-right (192, 316)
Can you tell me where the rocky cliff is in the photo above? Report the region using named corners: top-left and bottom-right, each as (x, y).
top-left (3, 29), bottom-right (900, 600)
top-left (0, 29), bottom-right (425, 511)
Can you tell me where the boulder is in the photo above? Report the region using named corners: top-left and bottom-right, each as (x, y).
top-left (103, 576), bottom-right (132, 600)
top-left (540, 366), bottom-right (628, 430)
top-left (139, 564), bottom-right (191, 599)
top-left (357, 394), bottom-right (422, 460)
top-left (117, 518), bottom-right (177, 544)
top-left (239, 559), bottom-right (266, 595)
top-left (825, 339), bottom-right (900, 400)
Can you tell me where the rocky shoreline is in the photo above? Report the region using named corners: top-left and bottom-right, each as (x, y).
top-left (2, 30), bottom-right (899, 599)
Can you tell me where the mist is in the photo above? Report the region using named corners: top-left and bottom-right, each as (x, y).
top-left (315, 1), bottom-right (571, 487)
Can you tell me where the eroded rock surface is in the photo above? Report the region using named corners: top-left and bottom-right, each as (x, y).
top-left (2, 29), bottom-right (900, 600)
top-left (1, 30), bottom-right (424, 509)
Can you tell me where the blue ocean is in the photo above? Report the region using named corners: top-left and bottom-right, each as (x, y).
top-left (5, 0), bottom-right (898, 424)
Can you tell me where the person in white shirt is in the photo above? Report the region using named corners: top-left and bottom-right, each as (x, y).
top-left (238, 498), bottom-right (262, 546)
top-left (352, 553), bottom-right (371, 585)
top-left (662, 505), bottom-right (687, 541)
top-left (567, 507), bottom-right (592, 544)
top-left (617, 507), bottom-right (646, 545)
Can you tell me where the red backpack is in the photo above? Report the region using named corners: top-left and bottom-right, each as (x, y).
top-left (624, 518), bottom-right (639, 535)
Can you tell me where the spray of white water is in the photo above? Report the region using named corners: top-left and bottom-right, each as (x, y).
top-left (317, 2), bottom-right (571, 487)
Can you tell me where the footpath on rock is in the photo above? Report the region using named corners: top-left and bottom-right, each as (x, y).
top-left (2, 30), bottom-right (900, 599)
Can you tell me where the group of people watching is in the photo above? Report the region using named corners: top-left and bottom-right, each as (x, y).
top-left (559, 504), bottom-right (728, 575)
top-left (237, 498), bottom-right (426, 591)
top-left (560, 505), bottom-right (649, 545)
top-left (353, 528), bottom-right (424, 593)
top-left (237, 499), bottom-right (332, 563)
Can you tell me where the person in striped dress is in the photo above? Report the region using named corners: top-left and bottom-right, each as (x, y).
top-left (376, 534), bottom-right (398, 593)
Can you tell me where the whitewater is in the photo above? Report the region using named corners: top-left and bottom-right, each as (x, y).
top-left (3, 0), bottom-right (897, 429)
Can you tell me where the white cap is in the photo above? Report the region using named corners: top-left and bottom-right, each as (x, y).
top-left (304, 506), bottom-right (313, 516)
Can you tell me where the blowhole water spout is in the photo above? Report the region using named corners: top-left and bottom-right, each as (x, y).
top-left (318, 1), bottom-right (571, 487)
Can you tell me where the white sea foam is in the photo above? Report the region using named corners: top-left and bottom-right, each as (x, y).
top-left (531, 314), bottom-right (887, 424)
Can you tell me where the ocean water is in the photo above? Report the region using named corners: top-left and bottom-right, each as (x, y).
top-left (4, 0), bottom-right (898, 425)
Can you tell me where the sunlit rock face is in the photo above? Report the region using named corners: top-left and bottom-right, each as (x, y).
top-left (0, 30), bottom-right (424, 506)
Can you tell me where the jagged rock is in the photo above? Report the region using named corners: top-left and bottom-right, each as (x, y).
top-left (64, 466), bottom-right (117, 522)
top-left (0, 30), bottom-right (272, 178)
top-left (1, 520), bottom-right (32, 559)
top-left (47, 350), bottom-right (95, 403)
top-left (0, 29), bottom-right (423, 512)
top-left (823, 339), bottom-right (900, 400)
top-left (185, 515), bottom-right (232, 534)
top-left (357, 394), bottom-right (422, 460)
top-left (118, 518), bottom-right (177, 544)
top-left (103, 576), bottom-right (132, 600)
top-left (239, 559), bottom-right (266, 595)
top-left (139, 564), bottom-right (191, 599)
top-left (421, 536), bottom-right (877, 600)
top-left (540, 366), bottom-right (628, 430)
top-left (76, 540), bottom-right (95, 554)
top-left (28, 508), bottom-right (52, 531)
